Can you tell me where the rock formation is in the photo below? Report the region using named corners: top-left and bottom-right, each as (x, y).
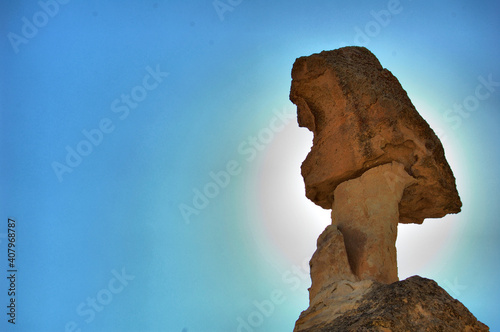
top-left (290, 46), bottom-right (461, 224)
top-left (289, 47), bottom-right (488, 331)
top-left (295, 276), bottom-right (489, 332)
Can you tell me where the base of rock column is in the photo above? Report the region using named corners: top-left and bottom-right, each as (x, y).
top-left (294, 276), bottom-right (489, 332)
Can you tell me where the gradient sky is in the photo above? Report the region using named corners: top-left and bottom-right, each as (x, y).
top-left (1, 1), bottom-right (499, 331)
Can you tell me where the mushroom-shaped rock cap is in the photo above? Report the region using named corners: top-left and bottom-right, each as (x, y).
top-left (290, 46), bottom-right (461, 224)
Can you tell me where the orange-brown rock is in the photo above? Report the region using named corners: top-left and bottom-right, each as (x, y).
top-left (290, 46), bottom-right (461, 224)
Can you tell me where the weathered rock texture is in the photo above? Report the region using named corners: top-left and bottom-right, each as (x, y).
top-left (289, 47), bottom-right (487, 331)
top-left (290, 46), bottom-right (461, 224)
top-left (295, 276), bottom-right (489, 332)
top-left (331, 161), bottom-right (415, 283)
top-left (308, 225), bottom-right (358, 303)
top-left (299, 225), bottom-right (490, 331)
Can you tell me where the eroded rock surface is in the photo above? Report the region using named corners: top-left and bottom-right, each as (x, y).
top-left (289, 47), bottom-right (487, 331)
top-left (331, 161), bottom-right (415, 283)
top-left (290, 46), bottom-right (461, 224)
top-left (308, 224), bottom-right (358, 303)
top-left (295, 276), bottom-right (489, 332)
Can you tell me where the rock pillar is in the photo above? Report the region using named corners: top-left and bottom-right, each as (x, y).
top-left (331, 162), bottom-right (415, 283)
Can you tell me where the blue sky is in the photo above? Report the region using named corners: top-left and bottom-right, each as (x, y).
top-left (1, 1), bottom-right (499, 331)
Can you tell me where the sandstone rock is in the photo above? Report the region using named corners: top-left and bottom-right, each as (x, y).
top-left (289, 47), bottom-right (486, 332)
top-left (294, 276), bottom-right (489, 332)
top-left (331, 161), bottom-right (415, 283)
top-left (296, 279), bottom-right (374, 332)
top-left (308, 224), bottom-right (358, 303)
top-left (290, 46), bottom-right (461, 224)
